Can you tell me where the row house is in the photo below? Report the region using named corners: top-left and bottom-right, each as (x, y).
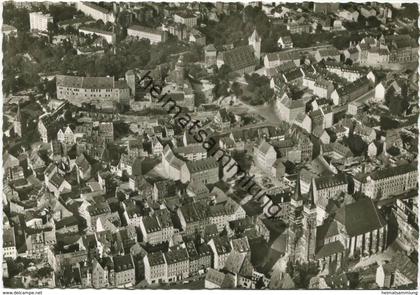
top-left (393, 198), bottom-right (418, 253)
top-left (264, 50), bottom-right (302, 70)
top-left (286, 22), bottom-right (311, 34)
top-left (177, 201), bottom-right (209, 235)
top-left (314, 47), bottom-right (341, 63)
top-left (144, 252), bottom-right (166, 285)
top-left (186, 157), bottom-right (219, 185)
top-left (324, 62), bottom-right (363, 82)
top-left (184, 240), bottom-right (212, 275)
top-left (331, 77), bottom-right (371, 105)
top-left (139, 209), bottom-right (174, 245)
top-left (164, 248), bottom-right (190, 283)
top-left (113, 254), bottom-right (135, 287)
top-left (208, 236), bottom-right (231, 270)
top-left (57, 126), bottom-right (76, 145)
top-left (92, 257), bottom-right (115, 288)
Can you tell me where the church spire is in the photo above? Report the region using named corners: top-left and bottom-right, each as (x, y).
top-left (305, 178), bottom-right (317, 211)
top-left (292, 175), bottom-right (303, 202)
top-left (16, 103), bottom-right (22, 121)
top-left (14, 103), bottom-right (23, 137)
top-left (248, 27), bottom-right (261, 60)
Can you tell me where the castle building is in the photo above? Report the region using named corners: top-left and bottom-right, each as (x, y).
top-left (56, 75), bottom-right (130, 109)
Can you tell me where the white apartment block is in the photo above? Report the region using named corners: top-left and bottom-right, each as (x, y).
top-left (79, 27), bottom-right (116, 44)
top-left (76, 2), bottom-right (115, 23)
top-left (29, 12), bottom-right (53, 32)
top-left (127, 25), bottom-right (163, 44)
top-left (174, 13), bottom-right (198, 28)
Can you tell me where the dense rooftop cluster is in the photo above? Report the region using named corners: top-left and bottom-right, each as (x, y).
top-left (2, 1), bottom-right (419, 291)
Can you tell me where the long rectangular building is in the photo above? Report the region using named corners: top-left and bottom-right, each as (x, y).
top-left (127, 25), bottom-right (163, 44)
top-left (79, 27), bottom-right (116, 44)
top-left (76, 2), bottom-right (115, 23)
top-left (56, 75), bottom-right (130, 107)
top-left (361, 163), bottom-right (418, 199)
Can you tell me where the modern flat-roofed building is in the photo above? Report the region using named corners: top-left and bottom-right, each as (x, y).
top-left (29, 12), bottom-right (53, 32)
top-left (76, 2), bottom-right (115, 23)
top-left (79, 27), bottom-right (116, 44)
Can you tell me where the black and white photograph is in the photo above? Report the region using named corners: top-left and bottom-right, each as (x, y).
top-left (1, 1), bottom-right (419, 292)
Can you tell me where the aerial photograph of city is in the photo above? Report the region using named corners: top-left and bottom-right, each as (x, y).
top-left (1, 1), bottom-right (419, 292)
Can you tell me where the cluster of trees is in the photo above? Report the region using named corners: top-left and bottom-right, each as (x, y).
top-left (242, 73), bottom-right (274, 105)
top-left (344, 134), bottom-right (367, 156)
top-left (286, 261), bottom-right (319, 288)
top-left (201, 6), bottom-right (290, 53)
top-left (385, 93), bottom-right (410, 116)
top-left (3, 3), bottom-right (30, 31)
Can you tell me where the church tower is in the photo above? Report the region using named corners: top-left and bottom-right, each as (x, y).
top-left (14, 104), bottom-right (23, 137)
top-left (175, 55), bottom-right (185, 89)
top-left (302, 179), bottom-right (317, 262)
top-left (248, 29), bottom-right (261, 60)
top-left (287, 176), bottom-right (304, 261)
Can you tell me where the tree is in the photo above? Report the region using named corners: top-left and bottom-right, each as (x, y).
top-left (287, 261), bottom-right (319, 288)
top-left (345, 134), bottom-right (367, 156)
top-left (230, 82), bottom-right (243, 97)
top-left (213, 80), bottom-right (229, 99)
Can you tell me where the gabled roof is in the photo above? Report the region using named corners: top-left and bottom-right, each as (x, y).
top-left (224, 251), bottom-right (253, 278)
top-left (334, 197), bottom-right (386, 236)
top-left (205, 268), bottom-right (225, 287)
top-left (222, 45), bottom-right (256, 72)
top-left (257, 141), bottom-right (275, 155)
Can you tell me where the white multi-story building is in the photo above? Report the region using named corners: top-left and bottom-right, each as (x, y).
top-left (254, 141), bottom-right (277, 171)
top-left (29, 12), bottom-right (53, 32)
top-left (76, 2), bottom-right (115, 23)
top-left (139, 210), bottom-right (174, 245)
top-left (127, 25), bottom-right (163, 44)
top-left (174, 13), bottom-right (198, 28)
top-left (161, 145), bottom-right (189, 183)
top-left (56, 75), bottom-right (130, 106)
top-left (361, 163), bottom-right (418, 199)
top-left (79, 27), bottom-right (116, 44)
top-left (144, 252), bottom-right (167, 285)
top-left (164, 249), bottom-right (189, 283)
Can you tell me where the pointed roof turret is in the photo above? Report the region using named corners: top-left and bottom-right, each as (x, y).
top-left (249, 28), bottom-right (261, 42)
